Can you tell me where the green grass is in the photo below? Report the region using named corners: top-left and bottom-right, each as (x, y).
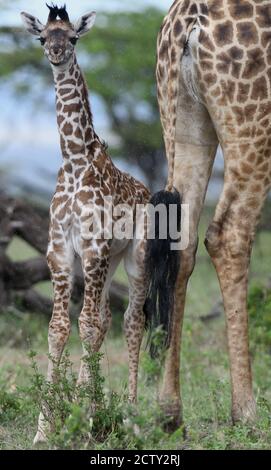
top-left (0, 213), bottom-right (271, 449)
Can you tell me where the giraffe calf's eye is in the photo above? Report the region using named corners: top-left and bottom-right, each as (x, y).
top-left (38, 37), bottom-right (46, 45)
top-left (70, 37), bottom-right (78, 45)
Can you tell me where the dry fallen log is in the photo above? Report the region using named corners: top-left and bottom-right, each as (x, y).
top-left (0, 193), bottom-right (128, 317)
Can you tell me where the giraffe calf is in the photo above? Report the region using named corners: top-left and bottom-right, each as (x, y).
top-left (21, 5), bottom-right (150, 444)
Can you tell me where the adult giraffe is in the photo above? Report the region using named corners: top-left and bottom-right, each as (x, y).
top-left (154, 0), bottom-right (271, 428)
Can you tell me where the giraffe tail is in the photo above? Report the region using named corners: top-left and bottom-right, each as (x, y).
top-left (144, 188), bottom-right (181, 358)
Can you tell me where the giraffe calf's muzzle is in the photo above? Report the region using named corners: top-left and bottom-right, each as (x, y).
top-left (49, 48), bottom-right (64, 65)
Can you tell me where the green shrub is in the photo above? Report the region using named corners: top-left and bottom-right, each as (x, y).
top-left (248, 285), bottom-right (271, 350)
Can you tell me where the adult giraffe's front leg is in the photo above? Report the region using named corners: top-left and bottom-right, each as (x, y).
top-left (34, 234), bottom-right (74, 444)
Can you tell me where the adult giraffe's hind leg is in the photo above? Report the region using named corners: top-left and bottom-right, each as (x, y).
top-left (205, 142), bottom-right (271, 423)
top-left (158, 71), bottom-right (218, 431)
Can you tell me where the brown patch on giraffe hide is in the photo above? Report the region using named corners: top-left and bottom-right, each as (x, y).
top-left (74, 157), bottom-right (87, 166)
top-left (57, 73), bottom-right (65, 81)
top-left (228, 0), bottom-right (253, 19)
top-left (64, 163), bottom-right (72, 173)
top-left (256, 4), bottom-right (271, 28)
top-left (74, 127), bottom-right (83, 140)
top-left (201, 60), bottom-right (213, 71)
top-left (173, 19), bottom-right (182, 37)
top-left (63, 103), bottom-right (80, 116)
top-left (77, 75), bottom-right (84, 87)
top-left (57, 115), bottom-right (65, 126)
top-left (219, 80), bottom-right (236, 104)
top-left (261, 31), bottom-right (271, 49)
top-left (93, 151), bottom-right (107, 171)
top-left (261, 118), bottom-right (269, 129)
top-left (77, 190), bottom-right (92, 204)
top-left (59, 88), bottom-right (73, 96)
top-left (237, 82), bottom-right (250, 103)
top-left (252, 184), bottom-right (263, 193)
top-left (211, 86), bottom-right (221, 98)
top-left (242, 48), bottom-right (265, 79)
top-left (200, 2), bottom-right (208, 15)
top-left (170, 46), bottom-right (177, 63)
top-left (189, 3), bottom-right (197, 15)
top-left (179, 0), bottom-right (189, 14)
top-left (67, 140), bottom-right (84, 154)
top-left (62, 122), bottom-right (73, 135)
top-left (214, 21), bottom-right (234, 47)
top-left (81, 169), bottom-right (96, 186)
top-left (203, 73), bottom-right (217, 86)
top-left (240, 162), bottom-right (253, 175)
top-left (236, 22), bottom-right (259, 47)
top-left (199, 15), bottom-right (209, 27)
top-left (229, 46), bottom-right (244, 61)
top-left (47, 251), bottom-right (62, 273)
top-left (85, 128), bottom-right (93, 142)
top-left (159, 40), bottom-right (169, 59)
top-left (208, 0), bottom-right (224, 20)
top-left (60, 136), bottom-right (66, 154)
top-left (251, 76), bottom-right (268, 100)
top-left (81, 112), bottom-right (87, 128)
top-left (74, 168), bottom-right (82, 179)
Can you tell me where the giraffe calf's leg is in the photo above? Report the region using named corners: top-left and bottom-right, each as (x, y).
top-left (124, 306), bottom-right (145, 403)
top-left (34, 251), bottom-right (73, 445)
top-left (124, 240), bottom-right (147, 403)
top-left (77, 253), bottom-right (109, 386)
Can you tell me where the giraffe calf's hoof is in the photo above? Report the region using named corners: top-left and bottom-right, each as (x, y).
top-left (33, 430), bottom-right (47, 445)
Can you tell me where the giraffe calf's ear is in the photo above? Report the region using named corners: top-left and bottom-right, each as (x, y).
top-left (21, 12), bottom-right (45, 36)
top-left (74, 12), bottom-right (96, 37)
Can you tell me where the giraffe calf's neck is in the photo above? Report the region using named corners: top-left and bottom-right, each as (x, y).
top-left (53, 55), bottom-right (101, 171)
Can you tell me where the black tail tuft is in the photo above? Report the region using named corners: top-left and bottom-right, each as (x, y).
top-left (144, 189), bottom-right (181, 358)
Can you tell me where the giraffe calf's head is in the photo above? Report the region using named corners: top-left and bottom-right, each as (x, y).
top-left (21, 3), bottom-right (96, 67)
